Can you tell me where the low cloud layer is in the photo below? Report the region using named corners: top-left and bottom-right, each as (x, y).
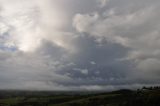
top-left (0, 0), bottom-right (160, 91)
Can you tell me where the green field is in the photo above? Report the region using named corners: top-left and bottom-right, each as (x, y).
top-left (0, 87), bottom-right (159, 106)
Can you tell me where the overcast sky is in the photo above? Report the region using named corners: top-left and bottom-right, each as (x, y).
top-left (0, 0), bottom-right (160, 91)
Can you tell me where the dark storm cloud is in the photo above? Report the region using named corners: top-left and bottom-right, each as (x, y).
top-left (54, 35), bottom-right (134, 86)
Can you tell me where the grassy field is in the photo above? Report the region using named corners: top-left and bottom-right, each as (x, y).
top-left (0, 87), bottom-right (159, 106)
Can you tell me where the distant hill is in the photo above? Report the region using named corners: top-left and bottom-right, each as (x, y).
top-left (0, 87), bottom-right (159, 106)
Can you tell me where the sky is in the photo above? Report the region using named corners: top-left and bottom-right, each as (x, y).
top-left (0, 0), bottom-right (160, 91)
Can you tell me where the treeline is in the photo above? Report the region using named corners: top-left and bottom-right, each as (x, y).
top-left (141, 86), bottom-right (160, 90)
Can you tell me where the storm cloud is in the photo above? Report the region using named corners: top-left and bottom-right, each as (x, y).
top-left (0, 0), bottom-right (160, 91)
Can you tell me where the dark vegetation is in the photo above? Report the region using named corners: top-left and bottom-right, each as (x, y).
top-left (0, 86), bottom-right (159, 106)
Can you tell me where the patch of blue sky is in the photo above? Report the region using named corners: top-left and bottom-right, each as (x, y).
top-left (0, 44), bottom-right (17, 52)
